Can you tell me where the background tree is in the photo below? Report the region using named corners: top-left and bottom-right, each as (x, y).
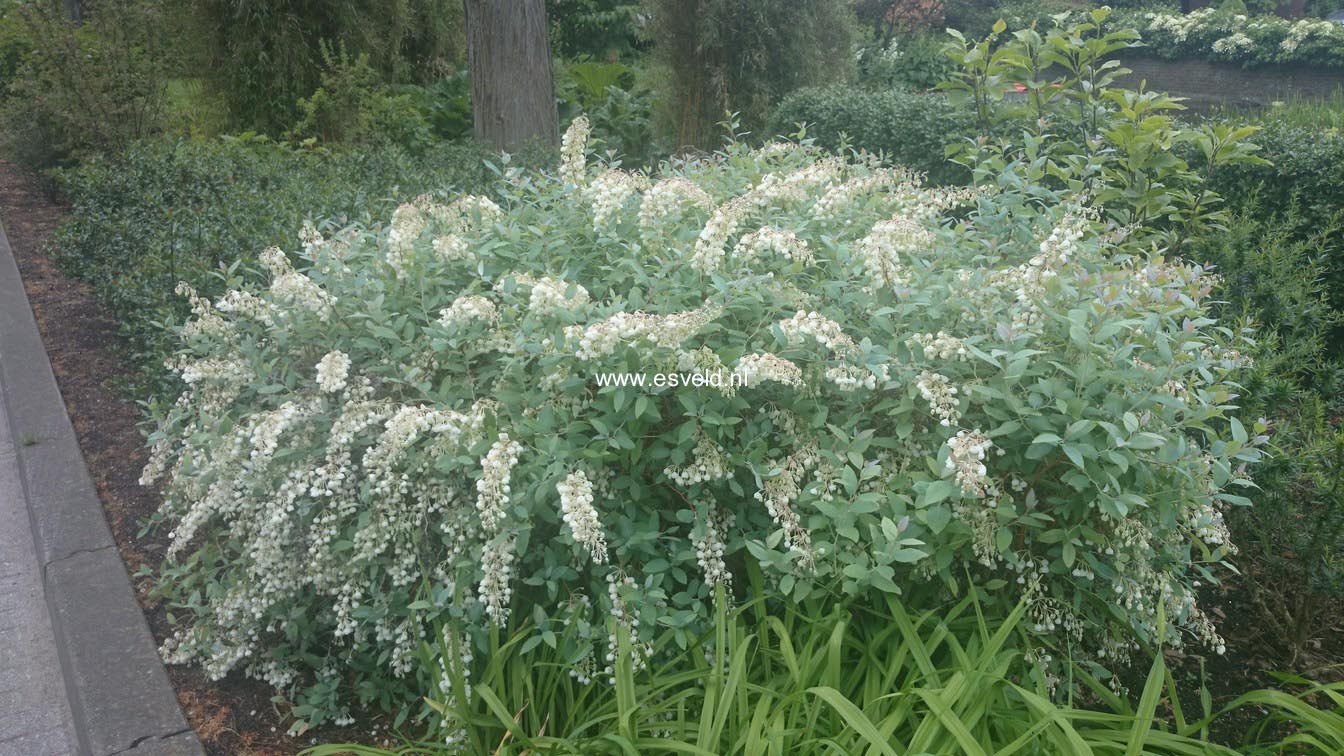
top-left (465, 0), bottom-right (559, 150)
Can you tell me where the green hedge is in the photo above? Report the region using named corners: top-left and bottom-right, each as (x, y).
top-left (1200, 119), bottom-right (1344, 353)
top-left (768, 86), bottom-right (973, 185)
top-left (51, 135), bottom-right (537, 391)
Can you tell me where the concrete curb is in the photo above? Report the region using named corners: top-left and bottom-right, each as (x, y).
top-left (0, 218), bottom-right (202, 756)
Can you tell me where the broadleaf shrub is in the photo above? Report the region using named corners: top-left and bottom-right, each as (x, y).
top-left (51, 136), bottom-right (513, 393)
top-left (144, 119), bottom-right (1262, 726)
top-left (1, 0), bottom-right (169, 168)
top-left (768, 86), bottom-right (973, 184)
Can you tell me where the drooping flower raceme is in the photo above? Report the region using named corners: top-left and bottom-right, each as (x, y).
top-left (557, 470), bottom-right (609, 564)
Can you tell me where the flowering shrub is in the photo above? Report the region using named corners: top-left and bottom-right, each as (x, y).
top-left (1135, 9), bottom-right (1344, 67)
top-left (144, 117), bottom-right (1261, 726)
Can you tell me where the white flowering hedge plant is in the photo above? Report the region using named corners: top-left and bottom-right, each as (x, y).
top-left (1133, 8), bottom-right (1344, 68)
top-left (142, 114), bottom-right (1263, 728)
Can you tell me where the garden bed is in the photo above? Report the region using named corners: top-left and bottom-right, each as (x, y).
top-left (0, 160), bottom-right (347, 756)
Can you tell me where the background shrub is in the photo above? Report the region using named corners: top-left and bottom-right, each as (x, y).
top-left (286, 42), bottom-right (434, 152)
top-left (645, 0), bottom-right (855, 149)
top-left (174, 0), bottom-right (465, 133)
top-left (1, 0), bottom-right (170, 168)
top-left (50, 135), bottom-right (523, 393)
top-left (769, 86), bottom-right (973, 184)
top-left (547, 0), bottom-right (644, 59)
top-left (854, 30), bottom-right (958, 92)
top-left (1201, 114), bottom-right (1344, 356)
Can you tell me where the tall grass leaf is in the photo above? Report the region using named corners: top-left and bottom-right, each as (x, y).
top-left (474, 684), bottom-right (533, 749)
top-left (806, 686), bottom-right (900, 756)
top-left (912, 686), bottom-right (990, 756)
top-left (1006, 684), bottom-right (1094, 756)
top-left (1124, 650), bottom-right (1169, 756)
top-left (886, 595), bottom-right (940, 684)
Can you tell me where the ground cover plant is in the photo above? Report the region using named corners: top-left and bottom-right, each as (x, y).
top-left (142, 108), bottom-right (1263, 733)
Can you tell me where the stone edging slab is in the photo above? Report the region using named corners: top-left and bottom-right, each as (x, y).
top-left (0, 218), bottom-right (203, 756)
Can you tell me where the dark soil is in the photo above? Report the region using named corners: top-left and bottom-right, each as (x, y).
top-left (0, 161), bottom-right (322, 756)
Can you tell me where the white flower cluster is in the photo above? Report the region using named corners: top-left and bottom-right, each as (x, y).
top-left (260, 247), bottom-right (333, 319)
top-left (754, 443), bottom-right (820, 567)
top-left (979, 210), bottom-right (1092, 332)
top-left (945, 430), bottom-right (993, 498)
top-left (811, 168), bottom-right (910, 223)
top-left (388, 203), bottom-right (427, 251)
top-left (432, 234), bottom-right (470, 262)
top-left (733, 352), bottom-right (804, 388)
top-left (439, 195), bottom-right (503, 227)
top-left (475, 434), bottom-right (523, 533)
top-left (560, 115), bottom-right (590, 185)
top-left (824, 363), bottom-right (887, 392)
top-left (363, 403), bottom-right (489, 498)
top-left (778, 310), bottom-right (858, 357)
top-left (299, 220), bottom-right (324, 255)
top-left (692, 196), bottom-right (749, 272)
top-left (692, 160), bottom-right (845, 271)
top-left (692, 506), bottom-right (735, 589)
top-left (638, 177), bottom-right (714, 236)
top-left (916, 370), bottom-right (961, 427)
top-left (173, 356), bottom-right (250, 411)
top-left (528, 276), bottom-right (590, 315)
top-left (1211, 32), bottom-right (1253, 55)
top-left (315, 350), bottom-right (351, 394)
top-left (676, 346), bottom-right (736, 397)
top-left (855, 217), bottom-right (932, 290)
top-left (573, 305), bottom-right (720, 361)
top-left (664, 431), bottom-right (733, 486)
top-left (733, 227), bottom-right (813, 266)
top-left (438, 295), bottom-right (498, 330)
top-left (751, 158), bottom-right (846, 208)
top-left (557, 470), bottom-right (609, 564)
top-left (585, 169), bottom-right (649, 229)
top-left (1146, 9), bottom-right (1208, 43)
top-left (215, 289), bottom-right (274, 326)
top-left (910, 331), bottom-right (968, 361)
top-left (1282, 18), bottom-right (1342, 53)
top-left (602, 572), bottom-right (651, 682)
top-left (478, 536), bottom-right (516, 626)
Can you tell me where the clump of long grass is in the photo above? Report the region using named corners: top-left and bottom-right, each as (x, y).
top-left (304, 580), bottom-right (1344, 755)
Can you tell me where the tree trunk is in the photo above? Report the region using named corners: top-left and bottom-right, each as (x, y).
top-left (464, 0), bottom-right (558, 150)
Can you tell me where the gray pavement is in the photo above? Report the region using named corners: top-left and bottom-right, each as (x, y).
top-left (0, 218), bottom-right (202, 755)
top-left (0, 395), bottom-right (79, 756)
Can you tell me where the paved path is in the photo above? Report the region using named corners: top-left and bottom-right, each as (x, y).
top-left (0, 219), bottom-right (202, 755)
top-left (0, 390), bottom-right (79, 756)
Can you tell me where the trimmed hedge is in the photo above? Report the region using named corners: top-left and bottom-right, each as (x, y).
top-left (768, 86), bottom-right (974, 184)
